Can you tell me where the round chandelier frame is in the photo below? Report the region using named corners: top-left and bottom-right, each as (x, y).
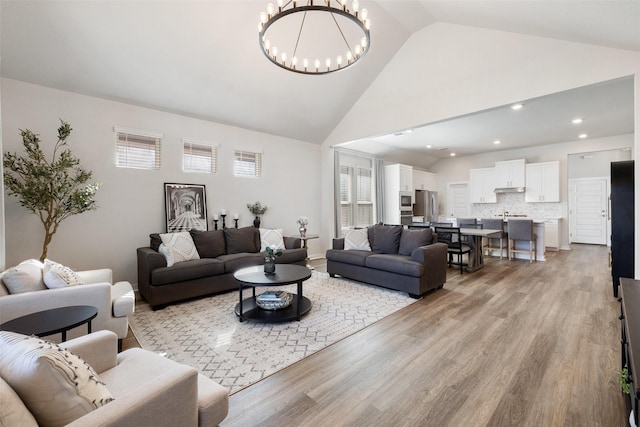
top-left (258, 0), bottom-right (371, 75)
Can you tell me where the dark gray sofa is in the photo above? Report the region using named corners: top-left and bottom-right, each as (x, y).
top-left (137, 227), bottom-right (306, 309)
top-left (326, 224), bottom-right (448, 298)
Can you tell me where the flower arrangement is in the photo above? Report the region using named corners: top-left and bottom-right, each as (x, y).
top-left (265, 245), bottom-right (282, 258)
top-left (296, 216), bottom-right (309, 227)
top-left (247, 201), bottom-right (267, 216)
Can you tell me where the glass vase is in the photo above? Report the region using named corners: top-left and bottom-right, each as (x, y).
top-left (264, 255), bottom-right (276, 274)
top-left (299, 226), bottom-right (307, 238)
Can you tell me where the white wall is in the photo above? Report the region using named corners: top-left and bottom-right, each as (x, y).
top-left (1, 79), bottom-right (322, 284)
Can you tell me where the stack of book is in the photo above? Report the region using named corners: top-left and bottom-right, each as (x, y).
top-left (256, 291), bottom-right (293, 310)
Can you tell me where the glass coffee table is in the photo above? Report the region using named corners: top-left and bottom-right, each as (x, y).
top-left (0, 305), bottom-right (98, 342)
top-left (234, 264), bottom-right (312, 322)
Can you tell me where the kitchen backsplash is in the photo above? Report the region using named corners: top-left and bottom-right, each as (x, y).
top-left (469, 193), bottom-right (563, 219)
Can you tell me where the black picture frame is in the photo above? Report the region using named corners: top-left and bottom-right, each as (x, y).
top-left (164, 183), bottom-right (208, 232)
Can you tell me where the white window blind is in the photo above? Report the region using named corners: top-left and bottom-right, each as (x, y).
top-left (114, 126), bottom-right (162, 169)
top-left (183, 139), bottom-right (217, 173)
top-left (234, 150), bottom-right (262, 177)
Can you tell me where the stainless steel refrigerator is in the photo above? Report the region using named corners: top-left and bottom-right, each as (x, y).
top-left (413, 190), bottom-right (438, 223)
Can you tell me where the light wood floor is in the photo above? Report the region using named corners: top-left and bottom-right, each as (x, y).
top-left (126, 247), bottom-right (631, 426)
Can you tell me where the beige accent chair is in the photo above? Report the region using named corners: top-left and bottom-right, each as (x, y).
top-left (0, 266), bottom-right (134, 347)
top-left (1, 330), bottom-right (229, 426)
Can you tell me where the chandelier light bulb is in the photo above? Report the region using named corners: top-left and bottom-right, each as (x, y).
top-left (346, 51), bottom-right (353, 62)
top-left (355, 44), bottom-right (362, 56)
top-left (326, 58), bottom-right (331, 69)
top-left (314, 58), bottom-right (320, 71)
top-left (303, 58), bottom-right (309, 69)
top-left (272, 46), bottom-right (278, 59)
top-left (281, 52), bottom-right (287, 64)
top-left (361, 36), bottom-right (367, 48)
top-left (337, 55), bottom-right (343, 66)
top-left (266, 3), bottom-right (274, 16)
top-left (361, 8), bottom-right (368, 19)
top-left (260, 12), bottom-right (268, 23)
top-left (352, 0), bottom-right (359, 12)
top-left (277, 0), bottom-right (283, 9)
top-left (292, 56), bottom-right (298, 68)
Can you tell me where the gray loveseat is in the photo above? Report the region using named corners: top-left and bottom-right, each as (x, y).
top-left (137, 227), bottom-right (306, 309)
top-left (326, 224), bottom-right (448, 298)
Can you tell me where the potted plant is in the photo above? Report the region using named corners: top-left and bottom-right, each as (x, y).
top-left (263, 244), bottom-right (282, 274)
top-left (247, 201), bottom-right (267, 228)
top-left (3, 120), bottom-right (101, 261)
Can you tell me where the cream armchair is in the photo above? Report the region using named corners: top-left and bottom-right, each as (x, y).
top-left (0, 266), bottom-right (134, 346)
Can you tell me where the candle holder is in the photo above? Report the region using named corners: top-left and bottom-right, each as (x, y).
top-left (213, 219), bottom-right (219, 230)
top-left (234, 218), bottom-right (239, 229)
top-left (221, 214), bottom-right (227, 229)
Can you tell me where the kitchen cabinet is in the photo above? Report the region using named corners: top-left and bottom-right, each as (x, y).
top-left (496, 159), bottom-right (525, 188)
top-left (385, 164), bottom-right (414, 225)
top-left (386, 164), bottom-right (413, 192)
top-left (399, 164), bottom-right (413, 192)
top-left (469, 167), bottom-right (497, 203)
top-left (544, 219), bottom-right (559, 250)
top-left (525, 161), bottom-right (559, 202)
top-left (413, 170), bottom-right (436, 191)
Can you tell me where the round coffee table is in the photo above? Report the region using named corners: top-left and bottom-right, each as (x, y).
top-left (0, 305), bottom-right (98, 342)
top-left (234, 264), bottom-right (312, 322)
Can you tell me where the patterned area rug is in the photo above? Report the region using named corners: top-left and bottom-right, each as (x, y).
top-left (129, 272), bottom-right (418, 394)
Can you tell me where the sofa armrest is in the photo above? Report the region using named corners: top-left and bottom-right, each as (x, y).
top-left (66, 363), bottom-right (199, 427)
top-left (411, 242), bottom-right (448, 265)
top-left (137, 247), bottom-right (167, 294)
top-left (62, 330), bottom-right (119, 373)
top-left (284, 236), bottom-right (301, 249)
top-left (332, 238), bottom-right (345, 250)
top-left (111, 281), bottom-right (135, 317)
top-left (75, 268), bottom-right (113, 285)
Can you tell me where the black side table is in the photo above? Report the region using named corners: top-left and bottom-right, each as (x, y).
top-left (0, 305), bottom-right (98, 342)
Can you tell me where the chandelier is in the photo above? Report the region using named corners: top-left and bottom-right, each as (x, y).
top-left (258, 0), bottom-right (371, 75)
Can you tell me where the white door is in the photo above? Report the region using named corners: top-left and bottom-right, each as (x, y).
top-left (569, 177), bottom-right (609, 245)
top-left (447, 182), bottom-right (469, 218)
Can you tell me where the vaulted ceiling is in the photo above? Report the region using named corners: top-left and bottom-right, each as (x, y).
top-left (1, 1), bottom-right (638, 158)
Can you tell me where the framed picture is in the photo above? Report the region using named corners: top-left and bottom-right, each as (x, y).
top-left (164, 183), bottom-right (208, 232)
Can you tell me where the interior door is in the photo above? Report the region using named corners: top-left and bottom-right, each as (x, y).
top-left (447, 182), bottom-right (469, 218)
top-left (569, 177), bottom-right (609, 245)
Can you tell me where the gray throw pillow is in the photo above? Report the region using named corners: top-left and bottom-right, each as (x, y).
top-left (371, 224), bottom-right (403, 254)
top-left (149, 233), bottom-right (162, 252)
top-left (190, 230), bottom-right (226, 258)
top-left (224, 227), bottom-right (260, 254)
top-left (398, 228), bottom-right (433, 256)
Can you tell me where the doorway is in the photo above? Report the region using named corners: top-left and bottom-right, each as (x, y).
top-left (568, 177), bottom-right (609, 245)
top-left (447, 182), bottom-right (469, 218)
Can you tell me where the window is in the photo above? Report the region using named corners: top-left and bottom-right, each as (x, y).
top-left (183, 139), bottom-right (218, 173)
top-left (114, 126), bottom-right (162, 169)
top-left (234, 150), bottom-right (262, 177)
top-left (340, 165), bottom-right (373, 229)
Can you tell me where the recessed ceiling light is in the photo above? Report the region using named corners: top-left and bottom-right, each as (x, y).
top-left (450, 153), bottom-right (456, 157)
top-left (493, 140), bottom-right (501, 145)
top-left (511, 103), bottom-right (523, 110)
top-left (426, 145), bottom-right (432, 149)
top-left (579, 133), bottom-right (588, 139)
top-left (572, 118), bottom-right (583, 124)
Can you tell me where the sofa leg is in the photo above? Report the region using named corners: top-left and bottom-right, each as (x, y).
top-left (329, 273), bottom-right (335, 278)
top-left (118, 339), bottom-right (123, 353)
top-left (408, 293), bottom-right (422, 299)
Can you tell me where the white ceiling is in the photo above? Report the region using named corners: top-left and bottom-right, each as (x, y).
top-left (1, 1), bottom-right (638, 158)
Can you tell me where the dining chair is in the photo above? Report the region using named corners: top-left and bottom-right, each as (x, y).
top-left (481, 218), bottom-right (507, 259)
top-left (434, 226), bottom-right (472, 274)
top-left (507, 219), bottom-right (537, 262)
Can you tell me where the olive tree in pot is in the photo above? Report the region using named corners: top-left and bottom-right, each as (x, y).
top-left (3, 120), bottom-right (101, 261)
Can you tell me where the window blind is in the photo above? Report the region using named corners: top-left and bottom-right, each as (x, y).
top-left (234, 150), bottom-right (262, 177)
top-left (114, 127), bottom-right (162, 169)
top-left (183, 139), bottom-right (217, 173)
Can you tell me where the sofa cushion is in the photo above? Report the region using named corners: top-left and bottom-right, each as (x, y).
top-left (371, 224), bottom-right (403, 254)
top-left (1, 259), bottom-right (47, 294)
top-left (224, 227), bottom-right (259, 254)
top-left (217, 253), bottom-right (264, 273)
top-left (159, 232), bottom-right (200, 267)
top-left (43, 259), bottom-right (84, 289)
top-left (365, 254), bottom-right (424, 277)
top-left (344, 229), bottom-right (371, 251)
top-left (274, 248), bottom-right (307, 264)
top-left (259, 228), bottom-right (286, 252)
top-left (398, 228), bottom-right (433, 256)
top-left (0, 376), bottom-right (38, 427)
top-left (190, 230), bottom-right (226, 258)
top-left (326, 249), bottom-right (372, 267)
top-left (151, 259), bottom-right (225, 286)
top-left (0, 332), bottom-right (114, 427)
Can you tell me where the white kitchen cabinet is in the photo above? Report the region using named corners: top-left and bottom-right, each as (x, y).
top-left (496, 159), bottom-right (525, 188)
top-left (399, 164), bottom-right (413, 192)
top-left (385, 164), bottom-right (414, 224)
top-left (413, 170), bottom-right (436, 191)
top-left (469, 167), bottom-right (497, 203)
top-left (544, 219), bottom-right (560, 250)
top-left (525, 161), bottom-right (560, 202)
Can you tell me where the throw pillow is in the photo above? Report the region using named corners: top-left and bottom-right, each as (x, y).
top-left (149, 233), bottom-right (162, 252)
top-left (0, 332), bottom-right (114, 426)
top-left (159, 232), bottom-right (200, 267)
top-left (224, 227), bottom-right (259, 254)
top-left (398, 228), bottom-right (433, 256)
top-left (43, 259), bottom-right (84, 289)
top-left (190, 230), bottom-right (226, 258)
top-left (259, 228), bottom-right (286, 252)
top-left (0, 376), bottom-right (38, 426)
top-left (1, 259), bottom-right (47, 294)
top-left (344, 228), bottom-right (371, 251)
top-left (371, 224), bottom-right (403, 254)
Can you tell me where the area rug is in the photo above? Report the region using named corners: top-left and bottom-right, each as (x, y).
top-left (129, 271), bottom-right (418, 394)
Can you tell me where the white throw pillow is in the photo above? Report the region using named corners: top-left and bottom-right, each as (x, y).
top-left (1, 259), bottom-right (47, 294)
top-left (259, 228), bottom-right (285, 252)
top-left (344, 228), bottom-right (371, 251)
top-left (0, 332), bottom-right (114, 426)
top-left (159, 232), bottom-right (200, 267)
top-left (43, 259), bottom-right (84, 289)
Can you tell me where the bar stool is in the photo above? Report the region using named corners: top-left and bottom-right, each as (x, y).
top-left (481, 218), bottom-right (507, 259)
top-left (507, 219), bottom-right (537, 263)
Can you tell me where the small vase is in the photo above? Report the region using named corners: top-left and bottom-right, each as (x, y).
top-left (299, 226), bottom-right (307, 238)
top-left (254, 216), bottom-right (261, 228)
top-left (264, 255), bottom-right (276, 274)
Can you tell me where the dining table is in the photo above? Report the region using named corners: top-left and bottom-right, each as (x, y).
top-left (459, 227), bottom-right (503, 272)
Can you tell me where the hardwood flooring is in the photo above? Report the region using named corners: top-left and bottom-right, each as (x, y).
top-left (220, 246), bottom-right (630, 426)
